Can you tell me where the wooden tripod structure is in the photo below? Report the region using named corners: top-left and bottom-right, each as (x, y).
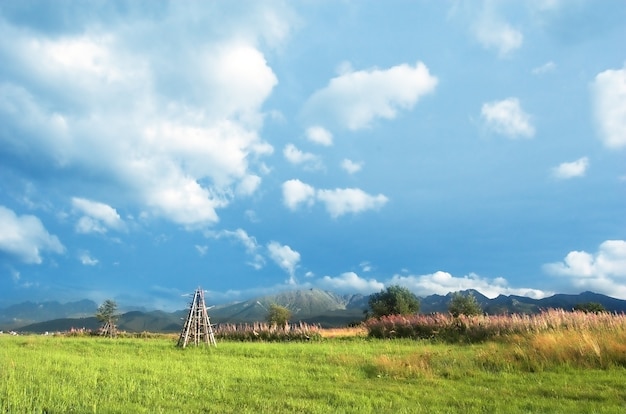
top-left (99, 320), bottom-right (117, 338)
top-left (177, 288), bottom-right (216, 348)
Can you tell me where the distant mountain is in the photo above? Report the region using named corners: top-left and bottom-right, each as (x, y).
top-left (5, 289), bottom-right (626, 333)
top-left (15, 310), bottom-right (185, 333)
top-left (0, 299), bottom-right (98, 330)
top-left (209, 288), bottom-right (366, 325)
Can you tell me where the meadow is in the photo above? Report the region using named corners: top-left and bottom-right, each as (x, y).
top-left (2, 312), bottom-right (626, 413)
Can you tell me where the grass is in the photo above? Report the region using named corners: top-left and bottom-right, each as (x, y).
top-left (1, 332), bottom-right (626, 413)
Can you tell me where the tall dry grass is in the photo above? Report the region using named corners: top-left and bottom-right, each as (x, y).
top-left (364, 309), bottom-right (626, 343)
top-left (214, 321), bottom-right (322, 341)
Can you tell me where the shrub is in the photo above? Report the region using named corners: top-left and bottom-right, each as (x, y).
top-left (448, 292), bottom-right (482, 317)
top-left (367, 285), bottom-right (420, 318)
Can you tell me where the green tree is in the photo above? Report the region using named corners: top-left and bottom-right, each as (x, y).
top-left (367, 285), bottom-right (420, 318)
top-left (448, 292), bottom-right (482, 317)
top-left (266, 303), bottom-right (291, 326)
top-left (96, 299), bottom-right (119, 337)
top-left (573, 302), bottom-right (606, 314)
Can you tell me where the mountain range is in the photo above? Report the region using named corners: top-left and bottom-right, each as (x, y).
top-left (2, 289), bottom-right (625, 333)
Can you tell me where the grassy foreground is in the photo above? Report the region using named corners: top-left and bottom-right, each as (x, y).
top-left (1, 334), bottom-right (626, 413)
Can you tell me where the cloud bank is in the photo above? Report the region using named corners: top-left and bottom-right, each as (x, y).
top-left (544, 240), bottom-right (626, 298)
top-left (0, 6), bottom-right (285, 229)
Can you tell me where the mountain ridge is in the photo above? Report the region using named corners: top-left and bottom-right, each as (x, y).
top-left (3, 289), bottom-right (626, 332)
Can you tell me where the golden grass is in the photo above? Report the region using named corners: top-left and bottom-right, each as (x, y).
top-left (319, 326), bottom-right (367, 338)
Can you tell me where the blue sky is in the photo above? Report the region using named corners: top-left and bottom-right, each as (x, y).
top-left (0, 1), bottom-right (625, 310)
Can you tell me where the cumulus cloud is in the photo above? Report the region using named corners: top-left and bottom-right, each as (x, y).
top-left (72, 197), bottom-right (125, 234)
top-left (282, 180), bottom-right (388, 218)
top-left (552, 157), bottom-right (589, 179)
top-left (267, 241), bottom-right (300, 284)
top-left (591, 65), bottom-right (626, 149)
top-left (283, 144), bottom-right (322, 170)
top-left (304, 61), bottom-right (437, 130)
top-left (543, 241), bottom-right (626, 298)
top-left (0, 205), bottom-right (65, 264)
top-left (318, 272), bottom-right (384, 294)
top-left (388, 271), bottom-right (549, 299)
top-left (481, 98), bottom-right (535, 138)
top-left (0, 6), bottom-right (285, 229)
top-left (341, 159), bottom-right (363, 174)
top-left (282, 179), bottom-right (316, 210)
top-left (316, 188), bottom-right (388, 218)
top-left (306, 126), bottom-right (333, 146)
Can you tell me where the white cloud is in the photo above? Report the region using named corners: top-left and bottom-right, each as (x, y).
top-left (481, 98), bottom-right (535, 138)
top-left (473, 17), bottom-right (523, 57)
top-left (591, 65), bottom-right (626, 149)
top-left (316, 188), bottom-right (388, 218)
top-left (318, 272), bottom-right (384, 294)
top-left (282, 179), bottom-right (316, 210)
top-left (79, 252), bottom-right (99, 266)
top-left (388, 271), bottom-right (549, 299)
top-left (282, 180), bottom-right (388, 218)
top-left (0, 8), bottom-right (284, 229)
top-left (304, 61), bottom-right (437, 130)
top-left (543, 240), bottom-right (626, 298)
top-left (72, 197), bottom-right (125, 234)
top-left (532, 61), bottom-right (556, 75)
top-left (455, 1), bottom-right (523, 57)
top-left (305, 126), bottom-right (333, 146)
top-left (341, 159), bottom-right (363, 174)
top-left (195, 245), bottom-right (208, 256)
top-left (360, 261), bottom-right (373, 272)
top-left (236, 175), bottom-right (262, 197)
top-left (0, 205), bottom-right (65, 264)
top-left (552, 157), bottom-right (589, 179)
top-left (267, 241), bottom-right (300, 285)
top-left (205, 228), bottom-right (265, 269)
top-left (283, 144), bottom-right (322, 170)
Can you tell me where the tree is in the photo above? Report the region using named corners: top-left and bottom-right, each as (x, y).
top-left (266, 303), bottom-right (291, 326)
top-left (96, 299), bottom-right (119, 337)
top-left (367, 285), bottom-right (420, 318)
top-left (573, 302), bottom-right (606, 314)
top-left (448, 292), bottom-right (482, 317)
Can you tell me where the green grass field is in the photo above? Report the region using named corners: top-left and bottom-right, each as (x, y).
top-left (1, 334), bottom-right (625, 413)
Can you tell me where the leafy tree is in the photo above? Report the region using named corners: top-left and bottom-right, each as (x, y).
top-left (448, 292), bottom-right (482, 317)
top-left (573, 302), bottom-right (606, 314)
top-left (96, 299), bottom-right (119, 337)
top-left (367, 285), bottom-right (420, 318)
top-left (266, 303), bottom-right (291, 326)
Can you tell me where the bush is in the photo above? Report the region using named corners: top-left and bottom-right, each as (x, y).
top-left (367, 285), bottom-right (420, 318)
top-left (448, 292), bottom-right (482, 317)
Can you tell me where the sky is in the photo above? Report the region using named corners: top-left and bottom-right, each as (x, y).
top-left (0, 0), bottom-right (625, 310)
